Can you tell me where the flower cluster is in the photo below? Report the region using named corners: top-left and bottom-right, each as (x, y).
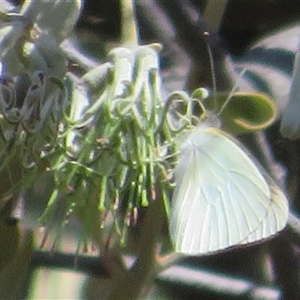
top-left (0, 0), bottom-right (81, 214)
top-left (40, 44), bottom-right (184, 251)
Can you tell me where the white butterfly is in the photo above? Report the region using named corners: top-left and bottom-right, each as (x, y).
top-left (169, 117), bottom-right (289, 255)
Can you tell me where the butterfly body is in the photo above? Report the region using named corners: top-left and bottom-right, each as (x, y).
top-left (170, 121), bottom-right (289, 255)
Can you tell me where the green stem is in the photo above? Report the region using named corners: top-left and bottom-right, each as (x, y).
top-left (106, 192), bottom-right (165, 300)
top-left (120, 0), bottom-right (139, 46)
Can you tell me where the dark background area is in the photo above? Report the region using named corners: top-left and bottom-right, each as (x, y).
top-left (10, 0), bottom-right (300, 54)
top-left (79, 0), bottom-right (300, 54)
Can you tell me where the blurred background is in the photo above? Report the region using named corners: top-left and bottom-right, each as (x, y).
top-left (4, 0), bottom-right (300, 299)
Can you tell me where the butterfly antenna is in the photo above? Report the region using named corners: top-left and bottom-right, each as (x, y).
top-left (217, 67), bottom-right (247, 117)
top-left (203, 31), bottom-right (218, 110)
top-left (204, 32), bottom-right (247, 117)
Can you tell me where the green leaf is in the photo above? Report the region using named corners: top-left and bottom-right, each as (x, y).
top-left (204, 92), bottom-right (277, 134)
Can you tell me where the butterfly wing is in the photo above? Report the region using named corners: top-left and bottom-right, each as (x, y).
top-left (169, 127), bottom-right (288, 255)
top-left (240, 184), bottom-right (289, 244)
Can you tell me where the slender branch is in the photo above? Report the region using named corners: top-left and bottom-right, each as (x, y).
top-left (30, 250), bottom-right (109, 277)
top-left (157, 265), bottom-right (280, 300)
top-left (30, 250), bottom-right (282, 299)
